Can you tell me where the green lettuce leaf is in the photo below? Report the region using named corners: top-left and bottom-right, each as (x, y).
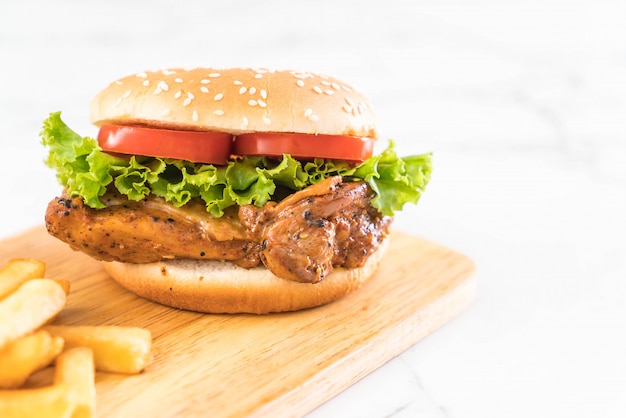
top-left (41, 112), bottom-right (431, 217)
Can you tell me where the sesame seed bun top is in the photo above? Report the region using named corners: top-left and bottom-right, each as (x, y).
top-left (90, 67), bottom-right (378, 139)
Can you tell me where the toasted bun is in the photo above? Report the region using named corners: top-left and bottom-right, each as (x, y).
top-left (90, 67), bottom-right (378, 139)
top-left (101, 238), bottom-right (388, 314)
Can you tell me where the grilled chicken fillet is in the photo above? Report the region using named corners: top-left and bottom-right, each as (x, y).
top-left (45, 177), bottom-right (392, 283)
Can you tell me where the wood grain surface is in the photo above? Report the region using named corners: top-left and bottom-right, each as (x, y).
top-left (0, 227), bottom-right (475, 417)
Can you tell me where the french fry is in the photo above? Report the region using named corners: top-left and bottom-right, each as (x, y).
top-left (43, 325), bottom-right (153, 374)
top-left (43, 279), bottom-right (71, 326)
top-left (0, 279), bottom-right (67, 348)
top-left (0, 383), bottom-right (77, 418)
top-left (54, 347), bottom-right (96, 418)
top-left (0, 258), bottom-right (46, 300)
top-left (0, 330), bottom-right (64, 389)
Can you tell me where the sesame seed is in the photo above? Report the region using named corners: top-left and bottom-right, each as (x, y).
top-left (321, 80), bottom-right (331, 86)
top-left (209, 73), bottom-right (220, 78)
top-left (192, 110), bottom-right (198, 121)
top-left (342, 105), bottom-right (352, 113)
top-left (263, 116), bottom-right (271, 125)
top-left (214, 109), bottom-right (224, 116)
top-left (183, 96), bottom-right (193, 106)
top-left (255, 74), bottom-right (263, 79)
top-left (174, 78), bottom-right (183, 83)
top-left (313, 86), bottom-right (323, 94)
top-left (242, 116), bottom-right (249, 127)
top-left (143, 80), bottom-right (150, 87)
top-left (115, 81), bottom-right (123, 85)
top-left (345, 97), bottom-right (355, 106)
top-left (296, 80), bottom-right (305, 87)
top-left (162, 70), bottom-right (176, 75)
top-left (114, 97), bottom-right (122, 106)
top-left (136, 72), bottom-right (148, 78)
top-left (308, 114), bottom-right (319, 122)
top-left (123, 90), bottom-right (131, 98)
top-left (248, 99), bottom-right (258, 106)
top-left (304, 108), bottom-right (313, 117)
top-left (233, 80), bottom-right (243, 85)
top-left (200, 86), bottom-right (209, 93)
top-left (249, 87), bottom-right (257, 95)
top-left (188, 92), bottom-right (195, 99)
top-left (153, 87), bottom-right (162, 95)
top-left (157, 81), bottom-right (169, 91)
top-left (324, 89), bottom-right (334, 95)
top-left (239, 86), bottom-right (247, 94)
top-left (342, 85), bottom-right (352, 92)
top-left (258, 99), bottom-right (267, 108)
top-left (201, 79), bottom-right (210, 84)
top-left (174, 91), bottom-right (182, 99)
top-left (260, 89), bottom-right (267, 99)
top-left (161, 108), bottom-right (171, 116)
top-left (293, 71), bottom-right (315, 79)
top-left (331, 82), bottom-right (340, 90)
top-left (214, 93), bottom-right (223, 101)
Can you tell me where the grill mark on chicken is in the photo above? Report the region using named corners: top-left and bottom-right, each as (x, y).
top-left (45, 176), bottom-right (391, 283)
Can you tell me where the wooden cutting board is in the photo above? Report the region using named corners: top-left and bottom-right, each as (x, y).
top-left (1, 226), bottom-right (475, 417)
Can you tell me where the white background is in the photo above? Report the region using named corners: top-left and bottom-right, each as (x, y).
top-left (1, 1), bottom-right (625, 417)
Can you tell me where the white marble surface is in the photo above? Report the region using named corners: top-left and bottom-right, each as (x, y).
top-left (2, 1), bottom-right (625, 416)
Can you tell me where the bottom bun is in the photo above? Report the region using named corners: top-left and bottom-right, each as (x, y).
top-left (101, 238), bottom-right (389, 314)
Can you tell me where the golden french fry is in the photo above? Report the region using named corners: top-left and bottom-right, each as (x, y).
top-left (0, 330), bottom-right (64, 389)
top-left (0, 383), bottom-right (77, 418)
top-left (54, 347), bottom-right (96, 418)
top-left (0, 279), bottom-right (67, 348)
top-left (43, 325), bottom-right (152, 374)
top-left (0, 258), bottom-right (46, 300)
top-left (42, 279), bottom-right (71, 326)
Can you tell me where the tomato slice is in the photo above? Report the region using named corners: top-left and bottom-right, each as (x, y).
top-left (97, 125), bottom-right (233, 165)
top-left (97, 126), bottom-right (374, 164)
top-left (233, 132), bottom-right (374, 162)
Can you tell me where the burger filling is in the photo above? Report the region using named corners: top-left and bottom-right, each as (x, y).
top-left (41, 112), bottom-right (431, 284)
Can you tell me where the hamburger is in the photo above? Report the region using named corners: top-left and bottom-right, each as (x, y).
top-left (41, 67), bottom-right (431, 314)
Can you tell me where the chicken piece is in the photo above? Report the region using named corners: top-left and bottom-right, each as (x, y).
top-left (45, 191), bottom-right (261, 267)
top-left (240, 177), bottom-right (392, 283)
